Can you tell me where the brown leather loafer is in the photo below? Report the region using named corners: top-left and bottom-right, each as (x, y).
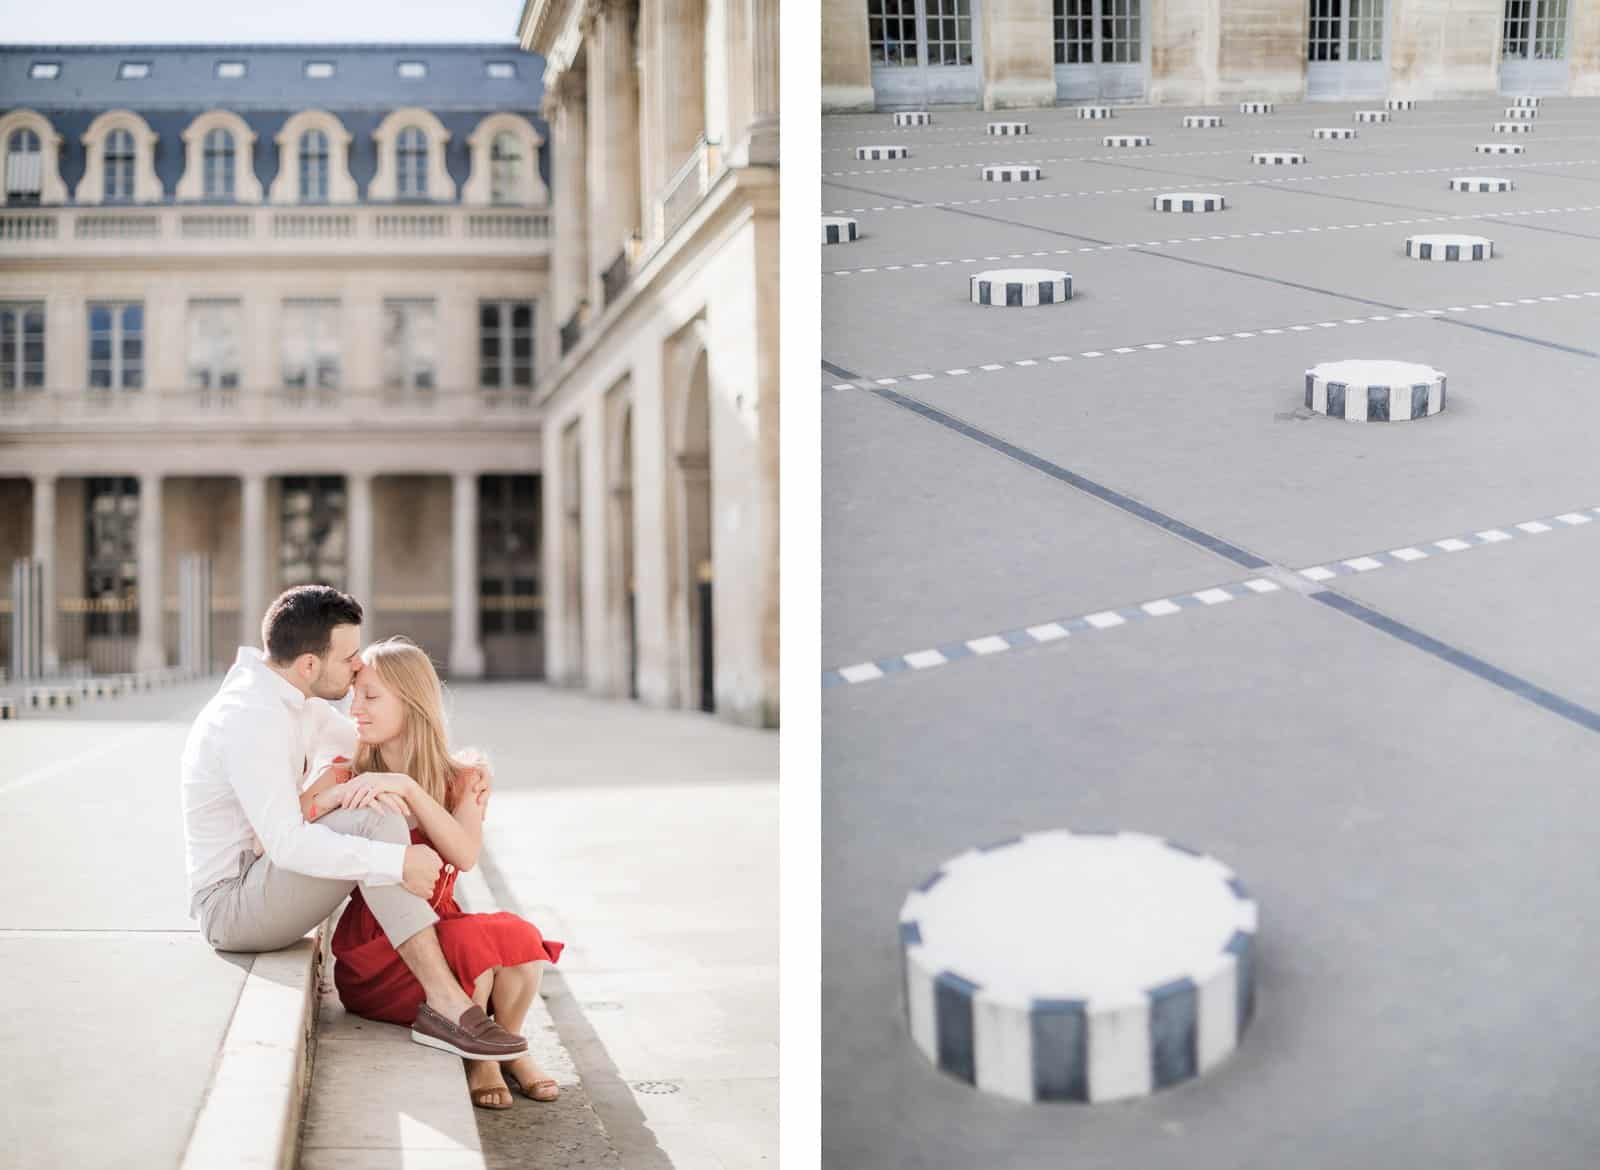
top-left (411, 1003), bottom-right (528, 1061)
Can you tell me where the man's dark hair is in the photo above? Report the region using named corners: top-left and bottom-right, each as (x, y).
top-left (262, 585), bottom-right (364, 665)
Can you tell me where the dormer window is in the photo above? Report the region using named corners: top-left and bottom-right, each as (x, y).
top-left (305, 61), bottom-right (335, 79)
top-left (216, 61), bottom-right (246, 79)
top-left (398, 61), bottom-right (428, 78)
top-left (486, 62), bottom-right (516, 79)
top-left (29, 62), bottom-right (61, 80)
top-left (397, 126), bottom-right (428, 198)
top-left (118, 62), bottom-right (151, 80)
top-left (104, 128), bottom-right (135, 202)
top-left (203, 127), bottom-right (235, 200)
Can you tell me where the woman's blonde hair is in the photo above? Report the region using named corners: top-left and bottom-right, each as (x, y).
top-left (351, 636), bottom-right (488, 812)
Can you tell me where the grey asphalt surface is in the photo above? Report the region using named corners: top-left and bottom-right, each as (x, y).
top-left (822, 95), bottom-right (1600, 1170)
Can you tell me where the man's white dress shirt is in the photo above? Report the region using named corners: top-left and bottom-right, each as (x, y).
top-left (181, 646), bottom-right (407, 906)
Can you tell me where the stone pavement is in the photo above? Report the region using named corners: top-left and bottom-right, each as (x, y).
top-left (0, 676), bottom-right (775, 1170)
top-left (823, 96), bottom-right (1600, 1170)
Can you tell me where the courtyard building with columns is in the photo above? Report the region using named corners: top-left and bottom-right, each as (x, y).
top-left (518, 0), bottom-right (780, 726)
top-left (823, 0), bottom-right (1600, 110)
top-left (0, 43), bottom-right (552, 682)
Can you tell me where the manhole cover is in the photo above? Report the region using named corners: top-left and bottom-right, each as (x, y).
top-left (630, 1081), bottom-right (681, 1095)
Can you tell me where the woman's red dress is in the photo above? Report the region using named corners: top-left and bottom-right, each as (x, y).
top-left (329, 764), bottom-right (564, 1026)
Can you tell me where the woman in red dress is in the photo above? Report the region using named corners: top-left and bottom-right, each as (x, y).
top-left (297, 635), bottom-right (564, 1110)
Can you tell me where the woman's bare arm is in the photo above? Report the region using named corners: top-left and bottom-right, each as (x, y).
top-left (401, 768), bottom-right (488, 871)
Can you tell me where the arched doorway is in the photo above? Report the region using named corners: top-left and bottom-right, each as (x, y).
top-left (674, 347), bottom-right (714, 714)
top-left (561, 421), bottom-right (585, 685)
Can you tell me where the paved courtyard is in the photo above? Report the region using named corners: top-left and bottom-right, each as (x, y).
top-left (822, 96), bottom-right (1600, 1170)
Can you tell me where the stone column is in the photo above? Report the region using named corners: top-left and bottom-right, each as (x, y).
top-left (657, 0), bottom-right (709, 193)
top-left (579, 404), bottom-right (611, 694)
top-left (240, 473), bottom-right (267, 648)
top-left (347, 472), bottom-right (374, 626)
top-left (744, 0), bottom-right (780, 164)
top-left (136, 472), bottom-right (165, 672)
top-left (549, 70), bottom-right (592, 337)
top-left (822, 0), bottom-right (875, 111)
top-left (586, 0), bottom-right (642, 308)
top-left (31, 474), bottom-right (59, 672)
top-left (449, 471), bottom-right (486, 678)
top-left (979, 0), bottom-right (1057, 110)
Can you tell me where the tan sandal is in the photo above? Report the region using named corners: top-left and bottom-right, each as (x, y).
top-left (506, 1066), bottom-right (560, 1102)
top-left (467, 1067), bottom-right (514, 1110)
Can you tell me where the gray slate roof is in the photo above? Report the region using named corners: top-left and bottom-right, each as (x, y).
top-left (0, 43), bottom-right (544, 111)
top-left (0, 44), bottom-right (551, 203)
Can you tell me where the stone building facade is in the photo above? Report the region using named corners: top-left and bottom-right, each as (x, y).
top-left (0, 44), bottom-right (552, 681)
top-left (824, 0), bottom-right (1600, 109)
top-left (519, 0), bottom-right (780, 727)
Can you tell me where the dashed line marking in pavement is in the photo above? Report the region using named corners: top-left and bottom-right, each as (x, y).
top-left (822, 506), bottom-right (1600, 689)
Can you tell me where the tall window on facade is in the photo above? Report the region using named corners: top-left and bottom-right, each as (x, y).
top-left (282, 300), bottom-right (341, 392)
top-left (104, 128), bottom-right (135, 202)
top-left (923, 0), bottom-right (974, 65)
top-left (1309, 0), bottom-right (1384, 61)
top-left (87, 302), bottom-right (143, 390)
top-left (479, 475), bottom-right (541, 639)
top-left (478, 301), bottom-right (535, 391)
top-left (186, 299), bottom-right (241, 394)
top-left (203, 128), bottom-right (235, 200)
top-left (0, 303), bottom-right (45, 393)
top-left (1504, 0), bottom-right (1569, 58)
top-left (1054, 0), bottom-right (1141, 64)
top-left (381, 299), bottom-right (437, 392)
top-left (280, 476), bottom-right (347, 588)
top-left (868, 0), bottom-right (919, 65)
top-left (5, 129), bottom-right (43, 205)
top-left (299, 130), bottom-right (329, 202)
top-left (85, 477), bottom-right (140, 637)
top-left (397, 126), bottom-right (428, 198)
top-left (490, 132), bottom-right (522, 204)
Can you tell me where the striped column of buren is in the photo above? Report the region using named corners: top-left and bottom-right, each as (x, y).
top-left (969, 268), bottom-right (1073, 307)
top-left (1153, 192), bottom-right (1225, 212)
top-left (1404, 233), bottom-right (1493, 262)
top-left (822, 216), bottom-right (858, 245)
top-left (1305, 359), bottom-right (1447, 421)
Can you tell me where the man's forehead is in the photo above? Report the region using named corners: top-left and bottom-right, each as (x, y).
top-left (332, 624), bottom-right (362, 655)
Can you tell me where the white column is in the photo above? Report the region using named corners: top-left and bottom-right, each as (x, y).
top-left (136, 472), bottom-right (165, 672)
top-left (31, 474), bottom-right (58, 673)
top-left (347, 472), bottom-right (374, 625)
top-left (449, 471), bottom-right (486, 678)
top-left (657, 0), bottom-right (709, 193)
top-left (586, 0), bottom-right (642, 307)
top-left (549, 74), bottom-right (591, 339)
top-left (240, 473), bottom-right (267, 648)
top-left (744, 0), bottom-right (780, 165)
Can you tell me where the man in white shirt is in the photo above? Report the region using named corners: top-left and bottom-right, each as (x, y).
top-left (183, 585), bottom-right (527, 1061)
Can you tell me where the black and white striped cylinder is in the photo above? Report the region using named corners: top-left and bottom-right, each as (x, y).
top-left (1510, 95), bottom-right (1541, 108)
top-left (1450, 176), bottom-right (1514, 192)
top-left (1476, 142), bottom-right (1525, 154)
top-left (1305, 359), bottom-right (1447, 421)
top-left (1503, 106), bottom-right (1538, 120)
top-left (0, 698), bottom-right (13, 720)
top-left (822, 216), bottom-right (859, 245)
top-left (1076, 105), bottom-right (1114, 119)
top-left (1252, 150), bottom-right (1305, 165)
top-left (1153, 192), bottom-right (1226, 213)
top-left (856, 145), bottom-right (909, 160)
top-left (899, 830), bottom-right (1259, 1104)
top-left (987, 121), bottom-right (1029, 136)
top-left (969, 268), bottom-right (1073, 307)
top-left (1404, 233), bottom-right (1493, 262)
top-left (1312, 127), bottom-right (1357, 140)
top-left (1493, 121), bottom-right (1534, 134)
top-left (27, 685), bottom-right (76, 711)
top-left (1386, 97), bottom-right (1416, 110)
top-left (1239, 101), bottom-right (1274, 114)
top-left (1103, 134), bottom-right (1150, 147)
top-left (982, 164), bottom-right (1042, 182)
top-left (894, 111), bottom-right (931, 127)
top-left (1354, 109), bottom-right (1390, 123)
top-left (1182, 114), bottom-right (1223, 128)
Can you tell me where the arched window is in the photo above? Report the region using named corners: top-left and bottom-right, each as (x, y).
top-left (299, 129), bottom-right (329, 202)
top-left (490, 132), bottom-right (522, 204)
top-left (397, 126), bottom-right (428, 198)
top-left (104, 128), bottom-right (135, 202)
top-left (203, 126), bottom-right (235, 199)
top-left (5, 128), bottom-right (42, 205)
